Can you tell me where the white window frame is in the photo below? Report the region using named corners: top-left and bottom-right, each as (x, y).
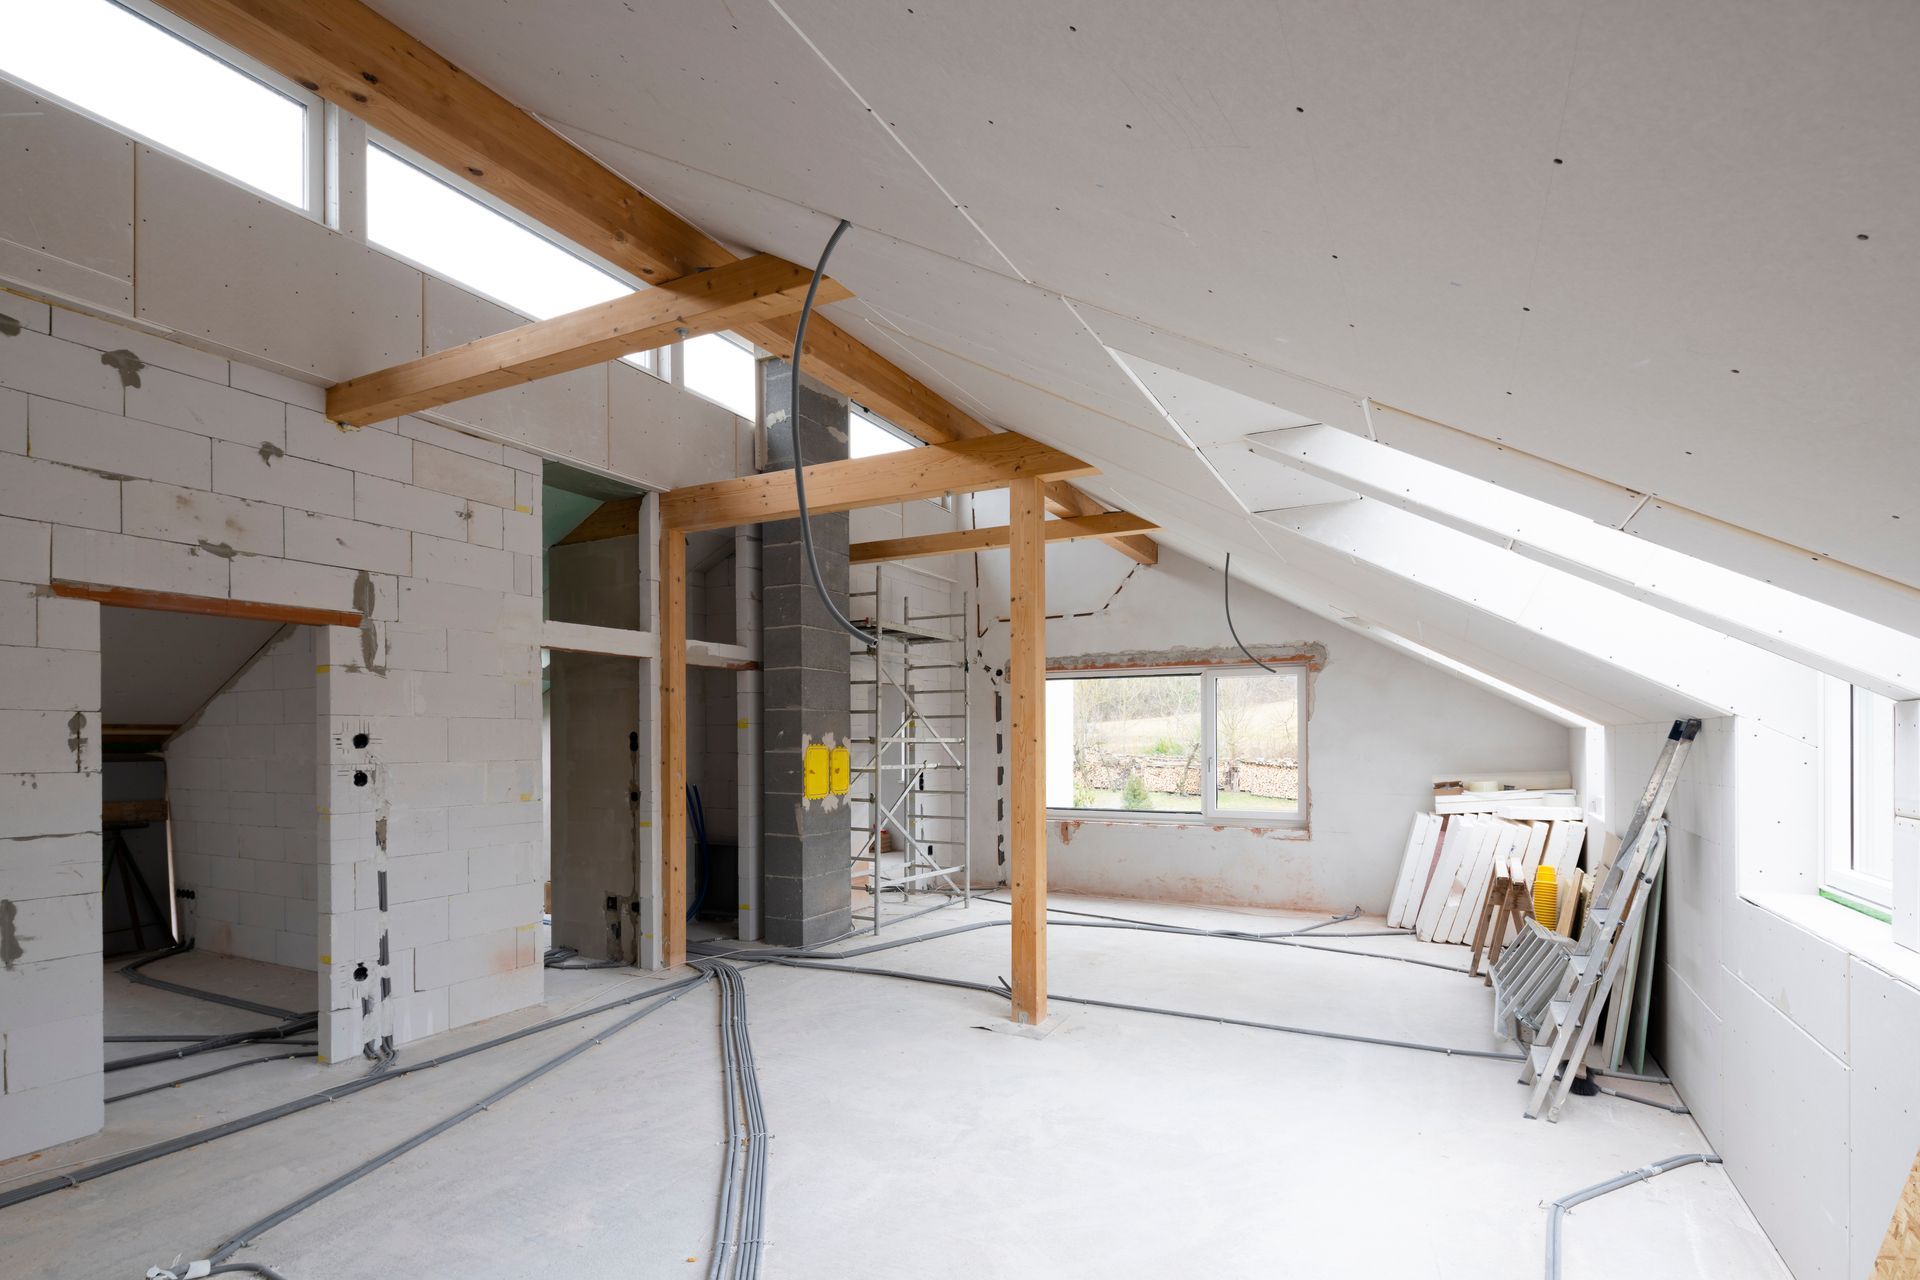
top-left (1893, 699), bottom-right (1919, 952)
top-left (1044, 663), bottom-right (1308, 827)
top-left (360, 132), bottom-right (666, 378)
top-left (1820, 679), bottom-right (1899, 910)
top-left (0, 0), bottom-right (325, 219)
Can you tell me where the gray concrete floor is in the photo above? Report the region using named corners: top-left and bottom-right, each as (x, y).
top-left (0, 895), bottom-right (1790, 1279)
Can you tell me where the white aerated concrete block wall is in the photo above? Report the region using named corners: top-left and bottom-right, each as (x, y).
top-left (0, 294), bottom-right (544, 1126)
top-left (0, 298), bottom-right (104, 1158)
top-left (166, 628), bottom-right (319, 969)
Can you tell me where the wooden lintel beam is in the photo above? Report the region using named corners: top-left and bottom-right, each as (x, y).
top-left (329, 255), bottom-right (845, 425)
top-left (51, 581), bottom-right (362, 628)
top-left (661, 435), bottom-right (1097, 533)
top-left (849, 512), bottom-right (1159, 565)
top-left (148, 0), bottom-right (1157, 566)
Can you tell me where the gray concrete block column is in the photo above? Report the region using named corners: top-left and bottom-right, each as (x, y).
top-left (759, 359), bottom-right (853, 946)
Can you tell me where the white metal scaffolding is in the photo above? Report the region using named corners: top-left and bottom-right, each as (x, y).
top-left (849, 568), bottom-right (971, 934)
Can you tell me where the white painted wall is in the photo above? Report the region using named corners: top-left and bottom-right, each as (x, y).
top-left (971, 540), bottom-right (1571, 912)
top-left (167, 626), bottom-right (318, 970)
top-left (1621, 711), bottom-right (1920, 1279)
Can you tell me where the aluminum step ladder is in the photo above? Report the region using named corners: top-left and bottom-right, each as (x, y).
top-left (1498, 718), bottom-right (1699, 1121)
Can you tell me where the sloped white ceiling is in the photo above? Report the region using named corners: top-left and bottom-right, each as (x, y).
top-left (100, 607), bottom-right (278, 725)
top-left (366, 0), bottom-right (1920, 718)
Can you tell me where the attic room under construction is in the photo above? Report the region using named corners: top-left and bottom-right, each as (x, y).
top-left (0, 2), bottom-right (1917, 1277)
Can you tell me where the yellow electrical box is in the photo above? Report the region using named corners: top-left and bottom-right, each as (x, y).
top-left (803, 744), bottom-right (830, 800)
top-left (829, 746), bottom-right (851, 796)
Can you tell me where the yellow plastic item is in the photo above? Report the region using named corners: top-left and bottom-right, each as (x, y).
top-left (1532, 864), bottom-right (1559, 930)
top-left (829, 746), bottom-right (851, 796)
top-left (802, 744), bottom-right (829, 800)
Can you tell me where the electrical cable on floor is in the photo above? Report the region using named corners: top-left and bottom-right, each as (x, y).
top-left (148, 1261), bottom-right (290, 1279)
top-left (699, 911), bottom-right (1471, 976)
top-left (1544, 1153), bottom-right (1722, 1280)
top-left (696, 959), bottom-right (769, 1280)
top-left (1592, 1084), bottom-right (1689, 1114)
top-left (0, 972), bottom-right (709, 1210)
top-left (106, 1018), bottom-right (318, 1073)
top-left (159, 979), bottom-right (707, 1279)
top-left (107, 1051), bottom-right (320, 1104)
top-left (121, 946), bottom-right (308, 1021)
top-left (784, 217), bottom-right (880, 649)
top-left (1222, 551), bottom-right (1282, 674)
top-left (755, 953), bottom-right (1526, 1063)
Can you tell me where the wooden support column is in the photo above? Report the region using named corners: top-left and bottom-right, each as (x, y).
top-left (1007, 475), bottom-right (1048, 1024)
top-left (660, 527), bottom-right (688, 968)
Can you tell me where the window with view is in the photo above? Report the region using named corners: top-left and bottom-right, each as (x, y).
top-left (1045, 666), bottom-right (1305, 822)
top-left (681, 332), bottom-right (757, 419)
top-left (0, 0), bottom-right (311, 207)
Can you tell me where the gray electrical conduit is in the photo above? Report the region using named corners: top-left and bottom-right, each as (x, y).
top-left (122, 946), bottom-right (308, 1021)
top-left (108, 1051), bottom-right (320, 1105)
top-left (697, 959), bottom-right (770, 1280)
top-left (0, 972), bottom-right (709, 1210)
top-left (160, 978), bottom-right (709, 1278)
top-left (1544, 1154), bottom-right (1723, 1280)
top-left (699, 914), bottom-right (1473, 977)
top-left (758, 955), bottom-right (1526, 1063)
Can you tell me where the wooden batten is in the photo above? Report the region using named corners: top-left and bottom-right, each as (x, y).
top-left (51, 581), bottom-right (362, 629)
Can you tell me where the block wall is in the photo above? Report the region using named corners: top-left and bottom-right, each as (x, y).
top-left (166, 627), bottom-right (319, 969)
top-left (0, 291), bottom-right (544, 1126)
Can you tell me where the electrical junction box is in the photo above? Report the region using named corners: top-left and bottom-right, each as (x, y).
top-left (803, 744), bottom-right (829, 800)
top-left (829, 746), bottom-right (851, 796)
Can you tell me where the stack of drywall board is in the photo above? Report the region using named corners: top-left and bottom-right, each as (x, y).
top-left (1387, 810), bottom-right (1589, 944)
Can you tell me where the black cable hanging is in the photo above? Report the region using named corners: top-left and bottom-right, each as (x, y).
top-left (789, 218), bottom-right (879, 649)
top-left (1223, 551), bottom-right (1281, 673)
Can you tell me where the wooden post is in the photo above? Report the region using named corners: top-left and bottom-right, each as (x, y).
top-left (1008, 475), bottom-right (1048, 1024)
top-left (661, 527), bottom-right (688, 967)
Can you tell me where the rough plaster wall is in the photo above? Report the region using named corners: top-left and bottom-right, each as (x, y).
top-left (1622, 711), bottom-right (1920, 1280)
top-left (971, 540), bottom-right (1570, 912)
top-left (167, 627), bottom-right (319, 970)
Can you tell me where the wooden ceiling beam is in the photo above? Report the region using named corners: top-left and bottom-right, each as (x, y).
top-left (849, 512), bottom-right (1159, 565)
top-left (661, 435), bottom-right (1096, 533)
top-left (328, 254), bottom-right (844, 425)
top-left (149, 0), bottom-right (1157, 563)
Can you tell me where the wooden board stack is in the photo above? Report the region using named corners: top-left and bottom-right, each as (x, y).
top-left (1387, 809), bottom-right (1589, 945)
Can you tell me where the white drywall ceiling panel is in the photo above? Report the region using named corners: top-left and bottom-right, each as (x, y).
top-left (1111, 351), bottom-right (1319, 447)
top-left (366, 0), bottom-right (1002, 273)
top-left (100, 606), bottom-right (278, 725)
top-left (769, 0), bottom-right (1370, 393)
top-left (1204, 446), bottom-right (1356, 514)
top-left (859, 325), bottom-right (1202, 483)
top-left (0, 81), bottom-right (134, 316)
top-left (1075, 465), bottom-right (1669, 723)
top-left (1250, 424), bottom-right (1920, 698)
top-left (1082, 308), bottom-right (1370, 436)
top-left (421, 278), bottom-right (611, 469)
top-left (135, 148), bottom-right (421, 380)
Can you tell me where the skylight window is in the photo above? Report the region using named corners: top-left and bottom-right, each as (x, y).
top-left (851, 406), bottom-right (915, 458)
top-left (681, 333), bottom-right (758, 419)
top-left (367, 147), bottom-right (630, 321)
top-left (0, 0), bottom-right (309, 207)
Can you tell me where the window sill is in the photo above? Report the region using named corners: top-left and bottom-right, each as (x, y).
top-left (1048, 811), bottom-right (1309, 838)
top-left (1746, 889), bottom-right (1920, 992)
